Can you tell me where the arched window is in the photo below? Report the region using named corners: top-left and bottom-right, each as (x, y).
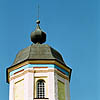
top-left (37, 80), bottom-right (45, 98)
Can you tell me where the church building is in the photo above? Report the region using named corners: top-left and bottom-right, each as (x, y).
top-left (6, 19), bottom-right (72, 100)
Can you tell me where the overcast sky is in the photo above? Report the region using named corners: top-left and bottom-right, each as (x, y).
top-left (0, 0), bottom-right (100, 100)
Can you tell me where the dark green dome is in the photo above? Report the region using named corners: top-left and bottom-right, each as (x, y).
top-left (31, 20), bottom-right (46, 44)
top-left (12, 44), bottom-right (66, 66)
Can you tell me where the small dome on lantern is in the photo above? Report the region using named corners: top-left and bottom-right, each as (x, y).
top-left (31, 20), bottom-right (46, 44)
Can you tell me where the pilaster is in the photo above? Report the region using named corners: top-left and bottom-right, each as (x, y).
top-left (9, 79), bottom-right (14, 100)
top-left (48, 69), bottom-right (55, 100)
top-left (65, 80), bottom-right (70, 100)
top-left (24, 68), bottom-right (34, 100)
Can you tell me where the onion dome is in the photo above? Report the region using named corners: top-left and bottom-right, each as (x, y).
top-left (31, 20), bottom-right (46, 44)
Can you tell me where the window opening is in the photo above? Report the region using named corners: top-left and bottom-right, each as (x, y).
top-left (37, 80), bottom-right (45, 98)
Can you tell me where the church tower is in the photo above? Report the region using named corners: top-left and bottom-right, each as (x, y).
top-left (6, 20), bottom-right (72, 100)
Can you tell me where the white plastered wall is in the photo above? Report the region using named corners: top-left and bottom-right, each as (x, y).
top-left (24, 68), bottom-right (34, 100)
top-left (65, 80), bottom-right (70, 100)
top-left (9, 67), bottom-right (70, 100)
top-left (9, 67), bottom-right (34, 100)
top-left (34, 67), bottom-right (55, 100)
top-left (48, 68), bottom-right (55, 100)
top-left (54, 72), bottom-right (58, 100)
top-left (9, 79), bottom-right (14, 100)
top-left (9, 71), bottom-right (24, 100)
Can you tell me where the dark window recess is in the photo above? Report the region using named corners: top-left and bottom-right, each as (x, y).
top-left (37, 80), bottom-right (45, 98)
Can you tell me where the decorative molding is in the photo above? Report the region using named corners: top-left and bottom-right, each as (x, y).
top-left (9, 68), bottom-right (68, 82)
top-left (55, 69), bottom-right (69, 80)
top-left (7, 60), bottom-right (71, 83)
top-left (8, 60), bottom-right (70, 75)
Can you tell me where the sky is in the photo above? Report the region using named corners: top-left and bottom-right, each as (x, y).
top-left (0, 0), bottom-right (100, 100)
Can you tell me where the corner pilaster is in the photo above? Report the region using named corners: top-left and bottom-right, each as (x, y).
top-left (9, 79), bottom-right (14, 100)
top-left (24, 68), bottom-right (34, 100)
top-left (48, 69), bottom-right (55, 100)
